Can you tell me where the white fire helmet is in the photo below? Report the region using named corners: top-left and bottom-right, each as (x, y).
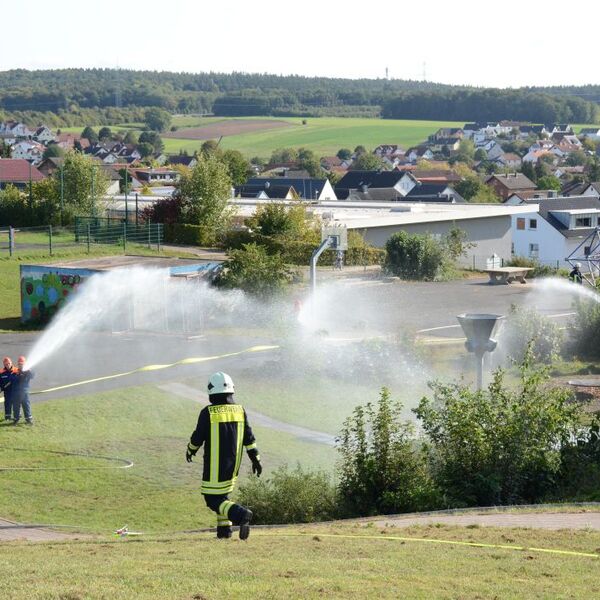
top-left (576, 263), bottom-right (582, 269)
top-left (207, 372), bottom-right (235, 396)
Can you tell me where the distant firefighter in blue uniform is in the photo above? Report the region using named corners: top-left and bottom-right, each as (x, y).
top-left (186, 372), bottom-right (262, 539)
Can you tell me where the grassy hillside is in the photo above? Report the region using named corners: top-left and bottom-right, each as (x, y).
top-left (0, 524), bottom-right (598, 599)
top-left (0, 385), bottom-right (336, 533)
top-left (164, 116), bottom-right (464, 158)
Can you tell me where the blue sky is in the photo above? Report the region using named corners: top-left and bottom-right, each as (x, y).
top-left (2, 0), bottom-right (597, 88)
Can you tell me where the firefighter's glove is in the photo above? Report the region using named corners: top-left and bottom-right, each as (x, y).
top-left (251, 456), bottom-right (262, 477)
top-left (186, 444), bottom-right (198, 463)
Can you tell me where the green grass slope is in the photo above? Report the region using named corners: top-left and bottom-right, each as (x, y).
top-left (0, 386), bottom-right (336, 533)
top-left (164, 116), bottom-right (464, 158)
top-left (0, 524), bottom-right (598, 599)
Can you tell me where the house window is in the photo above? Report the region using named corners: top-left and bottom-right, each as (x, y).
top-left (575, 217), bottom-right (592, 228)
top-left (529, 219), bottom-right (537, 229)
top-left (517, 218), bottom-right (525, 230)
top-left (529, 243), bottom-right (539, 258)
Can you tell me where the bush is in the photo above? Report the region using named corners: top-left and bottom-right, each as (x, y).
top-left (568, 298), bottom-right (600, 359)
top-left (415, 350), bottom-right (580, 506)
top-left (213, 242), bottom-right (294, 296)
top-left (501, 304), bottom-right (563, 363)
top-left (337, 388), bottom-right (439, 517)
top-left (236, 465), bottom-right (337, 524)
top-left (163, 223), bottom-right (216, 246)
top-left (385, 231), bottom-right (445, 280)
top-left (506, 256), bottom-right (567, 278)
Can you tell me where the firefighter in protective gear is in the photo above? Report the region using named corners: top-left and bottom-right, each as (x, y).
top-left (569, 263), bottom-right (583, 284)
top-left (0, 357), bottom-right (18, 422)
top-left (186, 372), bottom-right (262, 540)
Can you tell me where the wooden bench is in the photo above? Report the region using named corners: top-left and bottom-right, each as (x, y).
top-left (483, 267), bottom-right (533, 284)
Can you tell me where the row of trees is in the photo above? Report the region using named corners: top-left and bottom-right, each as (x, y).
top-left (1, 69), bottom-right (598, 122)
top-left (382, 89), bottom-right (598, 124)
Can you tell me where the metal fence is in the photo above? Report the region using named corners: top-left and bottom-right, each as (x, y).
top-left (467, 255), bottom-right (565, 271)
top-left (0, 218), bottom-right (163, 257)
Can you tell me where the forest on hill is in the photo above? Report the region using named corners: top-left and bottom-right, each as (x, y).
top-left (0, 68), bottom-right (597, 126)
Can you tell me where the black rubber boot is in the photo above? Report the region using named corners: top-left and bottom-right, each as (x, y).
top-left (216, 526), bottom-right (232, 539)
top-left (238, 509), bottom-right (252, 541)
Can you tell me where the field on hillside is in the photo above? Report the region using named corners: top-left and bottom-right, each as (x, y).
top-left (0, 523), bottom-right (598, 599)
top-left (0, 386), bottom-right (336, 533)
top-left (164, 116), bottom-right (465, 158)
top-left (59, 117), bottom-right (600, 160)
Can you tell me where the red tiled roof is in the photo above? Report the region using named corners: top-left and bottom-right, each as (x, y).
top-left (0, 159), bottom-right (44, 183)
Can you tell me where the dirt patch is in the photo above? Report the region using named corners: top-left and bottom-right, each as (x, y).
top-left (164, 119), bottom-right (293, 140)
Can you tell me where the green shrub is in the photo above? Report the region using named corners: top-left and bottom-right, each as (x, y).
top-left (506, 256), bottom-right (567, 278)
top-left (213, 242), bottom-right (294, 296)
top-left (163, 223), bottom-right (216, 246)
top-left (337, 388), bottom-right (439, 517)
top-left (502, 304), bottom-right (563, 363)
top-left (414, 350), bottom-right (580, 506)
top-left (568, 298), bottom-right (600, 359)
top-left (384, 231), bottom-right (445, 280)
top-left (236, 465), bottom-right (337, 524)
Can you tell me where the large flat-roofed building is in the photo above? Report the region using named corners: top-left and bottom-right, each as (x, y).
top-left (231, 199), bottom-right (534, 266)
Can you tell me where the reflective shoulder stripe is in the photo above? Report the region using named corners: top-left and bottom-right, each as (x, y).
top-left (208, 404), bottom-right (245, 423)
top-left (188, 442), bottom-right (200, 451)
top-left (245, 442), bottom-right (257, 451)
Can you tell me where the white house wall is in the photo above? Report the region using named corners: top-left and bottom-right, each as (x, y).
top-left (511, 212), bottom-right (568, 267)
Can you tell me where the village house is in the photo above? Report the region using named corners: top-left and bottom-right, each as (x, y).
top-left (32, 126), bottom-right (55, 145)
top-left (485, 172), bottom-right (537, 201)
top-left (511, 196), bottom-right (600, 267)
top-left (246, 177), bottom-right (336, 201)
top-left (0, 158), bottom-right (45, 190)
top-left (405, 146), bottom-right (434, 162)
top-left (10, 140), bottom-right (44, 164)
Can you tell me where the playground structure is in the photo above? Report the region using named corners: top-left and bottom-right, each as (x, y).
top-left (310, 224), bottom-right (348, 293)
top-left (566, 227), bottom-right (600, 286)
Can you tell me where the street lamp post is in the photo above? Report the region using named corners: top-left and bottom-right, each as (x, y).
top-left (124, 169), bottom-right (129, 224)
top-left (59, 165), bottom-right (64, 226)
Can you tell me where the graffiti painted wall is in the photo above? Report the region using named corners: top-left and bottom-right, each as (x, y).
top-left (20, 265), bottom-right (99, 325)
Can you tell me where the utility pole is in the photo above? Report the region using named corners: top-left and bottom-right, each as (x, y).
top-left (60, 165), bottom-right (64, 226)
top-left (28, 161), bottom-right (33, 214)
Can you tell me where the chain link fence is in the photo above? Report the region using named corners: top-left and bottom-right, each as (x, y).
top-left (0, 218), bottom-right (163, 257)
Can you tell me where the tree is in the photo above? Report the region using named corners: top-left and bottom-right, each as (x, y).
top-left (385, 231), bottom-right (445, 280)
top-left (144, 107), bottom-right (171, 132)
top-left (337, 388), bottom-right (438, 516)
top-left (520, 160), bottom-right (536, 182)
top-left (350, 153), bottom-right (384, 171)
top-left (588, 156), bottom-right (600, 181)
top-left (42, 144), bottom-right (64, 160)
top-left (200, 139), bottom-right (221, 158)
top-left (354, 145), bottom-right (366, 155)
top-left (177, 155), bottom-right (232, 239)
top-left (81, 126), bottom-right (98, 144)
top-left (245, 202), bottom-right (313, 239)
top-left (444, 226), bottom-right (475, 261)
top-left (454, 175), bottom-right (481, 201)
top-left (270, 148), bottom-right (298, 163)
top-left (537, 175), bottom-right (561, 191)
top-left (123, 130), bottom-right (139, 145)
top-left (454, 139), bottom-right (475, 163)
top-left (138, 130), bottom-right (164, 153)
top-left (474, 148), bottom-right (488, 161)
top-left (337, 148), bottom-right (352, 160)
top-left (98, 126), bottom-right (112, 141)
top-left (213, 243), bottom-right (294, 297)
top-left (566, 150), bottom-right (588, 167)
top-left (581, 137), bottom-right (597, 153)
top-left (137, 142), bottom-right (154, 158)
top-left (222, 149), bottom-right (251, 186)
top-left (415, 351), bottom-right (580, 506)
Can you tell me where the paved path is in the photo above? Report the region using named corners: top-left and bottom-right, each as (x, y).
top-left (161, 382), bottom-right (335, 446)
top-left (376, 511), bottom-right (600, 530)
top-left (0, 518), bottom-right (84, 542)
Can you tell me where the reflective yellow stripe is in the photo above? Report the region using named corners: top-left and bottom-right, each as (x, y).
top-left (208, 405), bottom-right (244, 423)
top-left (218, 500), bottom-right (235, 517)
top-left (209, 422), bottom-right (219, 485)
top-left (233, 421), bottom-right (245, 477)
top-left (245, 442), bottom-right (257, 451)
top-left (188, 442), bottom-right (200, 451)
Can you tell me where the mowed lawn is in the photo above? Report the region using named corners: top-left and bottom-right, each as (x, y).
top-left (0, 524), bottom-right (598, 599)
top-left (0, 385), bottom-right (336, 534)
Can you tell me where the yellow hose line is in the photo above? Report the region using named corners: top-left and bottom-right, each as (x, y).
top-left (257, 532), bottom-right (599, 559)
top-left (30, 345), bottom-right (279, 395)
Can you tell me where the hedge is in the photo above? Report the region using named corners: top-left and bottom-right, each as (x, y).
top-left (163, 223), bottom-right (217, 246)
top-left (222, 230), bottom-right (385, 266)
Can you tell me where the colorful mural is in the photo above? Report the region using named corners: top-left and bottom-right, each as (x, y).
top-left (20, 265), bottom-right (99, 325)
